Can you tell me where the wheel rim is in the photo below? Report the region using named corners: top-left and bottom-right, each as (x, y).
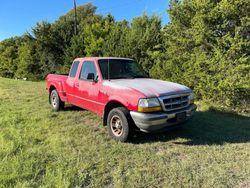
top-left (110, 115), bottom-right (123, 137)
top-left (51, 93), bottom-right (57, 108)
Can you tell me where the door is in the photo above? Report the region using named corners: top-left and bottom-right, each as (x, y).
top-left (65, 61), bottom-right (81, 105)
top-left (76, 61), bottom-right (104, 114)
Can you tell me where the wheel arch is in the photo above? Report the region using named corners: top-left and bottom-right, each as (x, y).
top-left (48, 84), bottom-right (57, 104)
top-left (49, 84), bottom-right (57, 93)
top-left (103, 100), bottom-right (127, 126)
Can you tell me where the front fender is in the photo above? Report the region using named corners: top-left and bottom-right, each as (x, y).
top-left (107, 94), bottom-right (138, 111)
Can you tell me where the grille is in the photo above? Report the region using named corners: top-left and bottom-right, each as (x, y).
top-left (160, 94), bottom-right (190, 112)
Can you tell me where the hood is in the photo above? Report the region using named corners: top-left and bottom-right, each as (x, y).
top-left (103, 78), bottom-right (191, 97)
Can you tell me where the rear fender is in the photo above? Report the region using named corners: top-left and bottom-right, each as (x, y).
top-left (48, 81), bottom-right (67, 102)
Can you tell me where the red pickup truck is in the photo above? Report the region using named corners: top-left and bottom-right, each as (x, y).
top-left (46, 57), bottom-right (196, 142)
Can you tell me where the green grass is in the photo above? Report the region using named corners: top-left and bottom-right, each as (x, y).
top-left (0, 77), bottom-right (250, 188)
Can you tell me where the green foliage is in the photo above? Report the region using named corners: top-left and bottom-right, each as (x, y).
top-left (102, 20), bottom-right (131, 57)
top-left (15, 40), bottom-right (40, 80)
top-left (82, 14), bottom-right (115, 56)
top-left (103, 15), bottom-right (163, 73)
top-left (0, 1), bottom-right (249, 109)
top-left (0, 37), bottom-right (22, 78)
top-left (128, 15), bottom-right (163, 72)
top-left (150, 0), bottom-right (250, 109)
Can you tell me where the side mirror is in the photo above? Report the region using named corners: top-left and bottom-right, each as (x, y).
top-left (87, 73), bottom-right (97, 82)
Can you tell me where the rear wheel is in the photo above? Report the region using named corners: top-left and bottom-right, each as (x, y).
top-left (50, 89), bottom-right (64, 111)
top-left (107, 107), bottom-right (134, 142)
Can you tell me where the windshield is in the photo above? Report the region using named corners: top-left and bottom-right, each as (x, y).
top-left (98, 59), bottom-right (148, 80)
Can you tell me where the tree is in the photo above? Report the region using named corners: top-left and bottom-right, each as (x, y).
top-left (128, 14), bottom-right (163, 72)
top-left (150, 0), bottom-right (250, 107)
top-left (103, 14), bottom-right (163, 74)
top-left (15, 40), bottom-right (40, 80)
top-left (102, 20), bottom-right (130, 57)
top-left (82, 14), bottom-right (115, 56)
top-left (0, 37), bottom-right (24, 78)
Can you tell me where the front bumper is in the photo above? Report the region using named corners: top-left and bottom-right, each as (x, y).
top-left (130, 104), bottom-right (197, 132)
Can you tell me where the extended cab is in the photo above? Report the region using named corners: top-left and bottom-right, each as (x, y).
top-left (46, 57), bottom-right (197, 142)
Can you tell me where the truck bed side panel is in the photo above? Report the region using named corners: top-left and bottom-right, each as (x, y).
top-left (46, 74), bottom-right (68, 102)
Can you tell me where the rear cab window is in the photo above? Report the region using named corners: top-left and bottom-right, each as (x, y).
top-left (69, 61), bottom-right (80, 77)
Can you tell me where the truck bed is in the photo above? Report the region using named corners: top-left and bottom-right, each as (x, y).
top-left (46, 74), bottom-right (68, 102)
top-left (47, 74), bottom-right (68, 82)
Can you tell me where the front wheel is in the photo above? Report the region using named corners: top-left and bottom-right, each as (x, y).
top-left (107, 107), bottom-right (134, 142)
top-left (50, 89), bottom-right (64, 111)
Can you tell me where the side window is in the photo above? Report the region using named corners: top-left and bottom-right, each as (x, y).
top-left (79, 61), bottom-right (97, 80)
top-left (69, 61), bottom-right (79, 77)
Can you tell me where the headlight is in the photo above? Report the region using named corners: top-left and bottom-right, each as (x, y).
top-left (188, 92), bottom-right (195, 104)
top-left (138, 98), bottom-right (162, 112)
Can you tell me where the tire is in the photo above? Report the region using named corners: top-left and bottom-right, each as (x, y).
top-left (107, 107), bottom-right (134, 142)
top-left (50, 89), bottom-right (64, 111)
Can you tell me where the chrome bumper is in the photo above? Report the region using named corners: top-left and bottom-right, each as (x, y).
top-left (130, 104), bottom-right (197, 132)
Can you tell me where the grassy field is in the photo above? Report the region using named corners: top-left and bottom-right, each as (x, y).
top-left (0, 77), bottom-right (250, 188)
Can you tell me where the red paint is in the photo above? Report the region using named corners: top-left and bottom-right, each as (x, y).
top-left (46, 57), bottom-right (191, 117)
top-left (46, 57), bottom-right (146, 117)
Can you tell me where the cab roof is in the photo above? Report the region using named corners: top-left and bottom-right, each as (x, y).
top-left (74, 57), bottom-right (134, 62)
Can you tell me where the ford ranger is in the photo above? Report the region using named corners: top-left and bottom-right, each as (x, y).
top-left (46, 57), bottom-right (196, 142)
